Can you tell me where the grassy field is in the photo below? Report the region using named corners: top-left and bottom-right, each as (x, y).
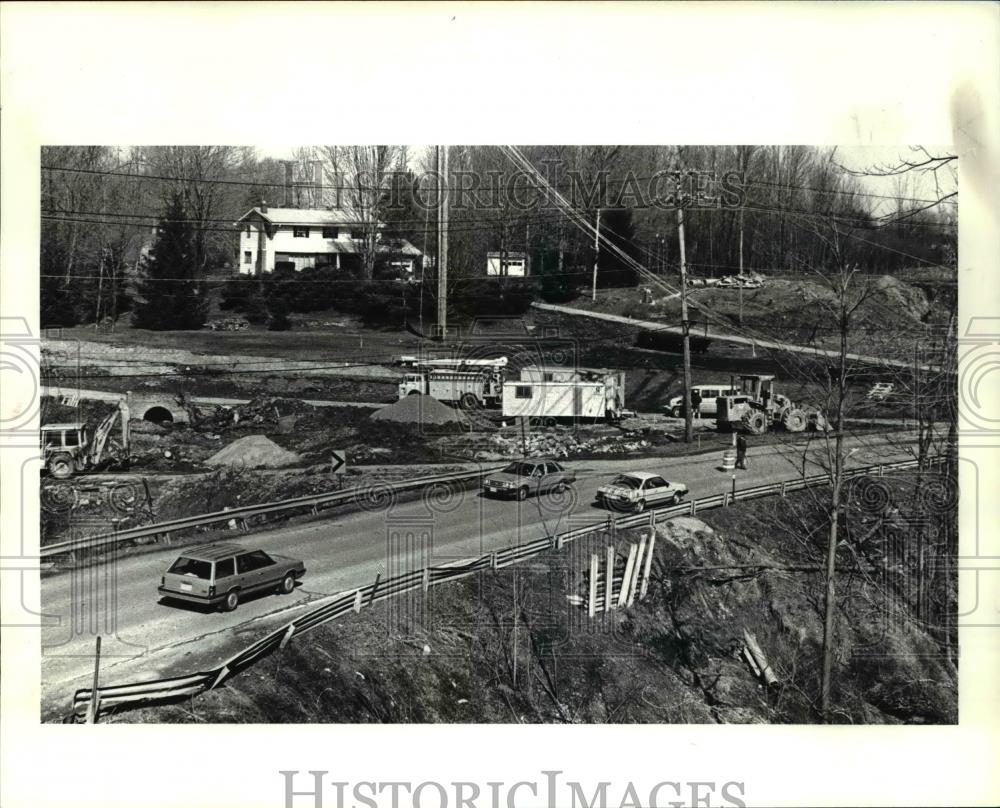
top-left (50, 322), bottom-right (421, 364)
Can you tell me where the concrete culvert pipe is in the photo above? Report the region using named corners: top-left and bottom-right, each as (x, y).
top-left (143, 406), bottom-right (174, 424)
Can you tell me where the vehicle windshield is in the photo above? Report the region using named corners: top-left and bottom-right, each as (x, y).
top-left (501, 462), bottom-right (535, 476)
top-left (609, 475), bottom-right (642, 489)
top-left (167, 557), bottom-right (212, 579)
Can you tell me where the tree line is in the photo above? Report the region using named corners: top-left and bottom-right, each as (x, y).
top-left (40, 145), bottom-right (956, 330)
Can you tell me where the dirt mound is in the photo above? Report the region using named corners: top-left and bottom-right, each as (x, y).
top-left (871, 275), bottom-right (930, 320)
top-left (370, 394), bottom-right (471, 427)
top-left (206, 434), bottom-right (302, 469)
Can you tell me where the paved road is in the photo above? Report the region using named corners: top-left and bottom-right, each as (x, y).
top-left (39, 430), bottom-right (921, 717)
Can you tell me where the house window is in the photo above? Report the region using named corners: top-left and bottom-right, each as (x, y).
top-left (515, 386), bottom-right (533, 399)
top-left (350, 229), bottom-right (364, 240)
top-left (321, 227), bottom-right (337, 239)
top-left (542, 372), bottom-right (554, 382)
top-left (243, 251), bottom-right (252, 264)
top-left (293, 227), bottom-right (310, 238)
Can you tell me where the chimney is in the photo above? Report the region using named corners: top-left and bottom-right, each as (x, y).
top-left (313, 161), bottom-right (323, 207)
top-left (260, 198), bottom-right (267, 214)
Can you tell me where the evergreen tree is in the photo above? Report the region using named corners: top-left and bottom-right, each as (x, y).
top-left (133, 195), bottom-right (207, 330)
top-left (598, 208), bottom-right (640, 288)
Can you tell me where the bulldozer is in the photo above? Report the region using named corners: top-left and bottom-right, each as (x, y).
top-left (42, 399), bottom-right (131, 479)
top-left (715, 374), bottom-right (827, 435)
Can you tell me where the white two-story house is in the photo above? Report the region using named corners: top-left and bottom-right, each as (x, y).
top-left (236, 204), bottom-right (422, 275)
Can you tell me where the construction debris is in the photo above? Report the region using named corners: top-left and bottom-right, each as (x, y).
top-left (741, 629), bottom-right (779, 685)
top-left (459, 429), bottom-right (653, 461)
top-left (206, 435), bottom-right (302, 469)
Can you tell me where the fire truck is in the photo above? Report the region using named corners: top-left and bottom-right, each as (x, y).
top-left (397, 357), bottom-right (507, 409)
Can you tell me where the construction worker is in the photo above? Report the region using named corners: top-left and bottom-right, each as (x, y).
top-left (736, 434), bottom-right (748, 469)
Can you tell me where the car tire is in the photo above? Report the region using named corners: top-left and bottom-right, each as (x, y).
top-left (553, 481), bottom-right (567, 494)
top-left (279, 572), bottom-right (296, 595)
top-left (517, 486), bottom-right (529, 501)
top-left (221, 589), bottom-right (240, 612)
top-left (671, 492), bottom-right (682, 505)
top-left (633, 499), bottom-right (646, 514)
top-left (671, 407), bottom-right (683, 419)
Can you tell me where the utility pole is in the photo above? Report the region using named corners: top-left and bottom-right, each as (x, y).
top-left (525, 220), bottom-right (530, 276)
top-left (256, 198), bottom-right (268, 294)
top-left (677, 207), bottom-right (693, 443)
top-left (591, 207), bottom-right (601, 301)
top-left (436, 146), bottom-right (448, 339)
top-left (738, 206), bottom-right (745, 326)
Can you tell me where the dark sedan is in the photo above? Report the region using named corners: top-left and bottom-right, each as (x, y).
top-left (482, 458), bottom-right (576, 501)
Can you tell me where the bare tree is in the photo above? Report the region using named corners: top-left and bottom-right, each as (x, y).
top-left (140, 146), bottom-right (251, 272)
top-left (319, 145), bottom-right (405, 280)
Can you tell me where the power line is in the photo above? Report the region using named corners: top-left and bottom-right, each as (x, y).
top-left (42, 160), bottom-right (960, 208)
top-left (40, 208), bottom-right (588, 236)
top-left (502, 145), bottom-right (953, 384)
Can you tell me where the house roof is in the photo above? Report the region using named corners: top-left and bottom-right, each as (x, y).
top-left (42, 422), bottom-right (86, 431)
top-left (236, 206), bottom-right (364, 226)
top-left (299, 238), bottom-right (422, 256)
top-left (381, 239), bottom-right (423, 257)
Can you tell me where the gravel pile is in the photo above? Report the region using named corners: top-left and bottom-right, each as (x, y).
top-left (206, 434), bottom-right (302, 469)
top-left (370, 394), bottom-right (471, 427)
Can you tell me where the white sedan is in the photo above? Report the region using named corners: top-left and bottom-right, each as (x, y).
top-left (594, 472), bottom-right (688, 514)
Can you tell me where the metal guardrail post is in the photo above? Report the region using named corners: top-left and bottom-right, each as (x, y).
top-left (66, 455), bottom-right (947, 718)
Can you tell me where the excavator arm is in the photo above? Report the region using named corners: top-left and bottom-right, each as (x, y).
top-left (89, 400), bottom-right (130, 467)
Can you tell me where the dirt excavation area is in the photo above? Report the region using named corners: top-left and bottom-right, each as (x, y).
top-left (557, 271), bottom-right (955, 363)
top-left (111, 476), bottom-right (956, 725)
top-left (42, 335), bottom-right (402, 403)
top-left (40, 393), bottom-right (694, 546)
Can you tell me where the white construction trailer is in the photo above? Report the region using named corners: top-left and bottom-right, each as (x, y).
top-left (502, 367), bottom-right (626, 421)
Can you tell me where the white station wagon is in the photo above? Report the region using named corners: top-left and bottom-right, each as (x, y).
top-left (595, 472), bottom-right (688, 513)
